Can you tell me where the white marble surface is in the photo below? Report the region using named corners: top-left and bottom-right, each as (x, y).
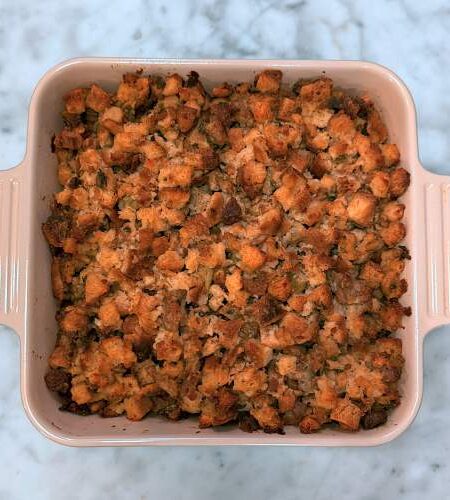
top-left (1, 0), bottom-right (450, 498)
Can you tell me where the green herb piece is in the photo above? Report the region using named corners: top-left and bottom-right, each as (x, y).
top-left (118, 196), bottom-right (138, 209)
top-left (96, 170), bottom-right (107, 188)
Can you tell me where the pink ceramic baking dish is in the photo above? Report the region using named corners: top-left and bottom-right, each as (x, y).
top-left (1, 58), bottom-right (449, 447)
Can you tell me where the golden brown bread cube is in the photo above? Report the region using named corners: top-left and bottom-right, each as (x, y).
top-left (177, 105), bottom-right (198, 132)
top-left (268, 275), bottom-right (292, 301)
top-left (116, 76), bottom-right (149, 108)
top-left (159, 164), bottom-right (193, 188)
top-left (390, 167), bottom-right (410, 198)
top-left (327, 112), bottom-right (356, 142)
top-left (198, 243), bottom-right (226, 269)
top-left (233, 368), bottom-right (267, 397)
top-left (113, 132), bottom-right (145, 153)
top-left (156, 250), bottom-right (185, 272)
top-left (162, 74), bottom-right (183, 96)
top-left (280, 313), bottom-right (313, 345)
top-left (299, 416), bottom-right (321, 434)
top-left (240, 245), bottom-right (266, 272)
top-left (250, 396), bottom-right (283, 433)
top-left (249, 95), bottom-right (275, 123)
top-left (60, 306), bottom-right (88, 334)
top-left (71, 381), bottom-right (93, 405)
top-left (380, 222), bottom-right (406, 246)
top-left (299, 78), bottom-right (333, 106)
top-left (255, 70), bottom-right (282, 94)
top-left (382, 202), bottom-right (405, 222)
top-left (86, 84), bottom-right (111, 112)
top-left (100, 337), bottom-right (137, 367)
top-left (64, 88), bottom-right (87, 114)
top-left (124, 395), bottom-right (153, 421)
top-left (347, 192), bottom-right (376, 226)
top-left (370, 171), bottom-right (390, 198)
top-left (330, 399), bottom-right (362, 431)
top-left (381, 143), bottom-right (400, 167)
top-left (85, 272), bottom-right (109, 305)
top-left (100, 106), bottom-right (124, 134)
top-left (98, 299), bottom-right (122, 330)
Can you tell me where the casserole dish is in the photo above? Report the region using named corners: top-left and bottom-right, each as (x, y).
top-left (1, 58), bottom-right (448, 446)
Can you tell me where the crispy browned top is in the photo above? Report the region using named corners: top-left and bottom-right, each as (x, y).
top-left (43, 70), bottom-right (410, 433)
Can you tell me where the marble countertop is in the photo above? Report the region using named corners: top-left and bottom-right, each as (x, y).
top-left (1, 0), bottom-right (450, 498)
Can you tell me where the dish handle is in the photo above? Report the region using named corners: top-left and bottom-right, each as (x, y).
top-left (0, 161), bottom-right (26, 338)
top-left (420, 168), bottom-right (450, 335)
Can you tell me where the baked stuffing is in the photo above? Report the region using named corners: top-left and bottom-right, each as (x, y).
top-left (43, 69), bottom-right (411, 433)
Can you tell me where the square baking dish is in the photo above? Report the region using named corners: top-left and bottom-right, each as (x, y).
top-left (1, 58), bottom-right (449, 446)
